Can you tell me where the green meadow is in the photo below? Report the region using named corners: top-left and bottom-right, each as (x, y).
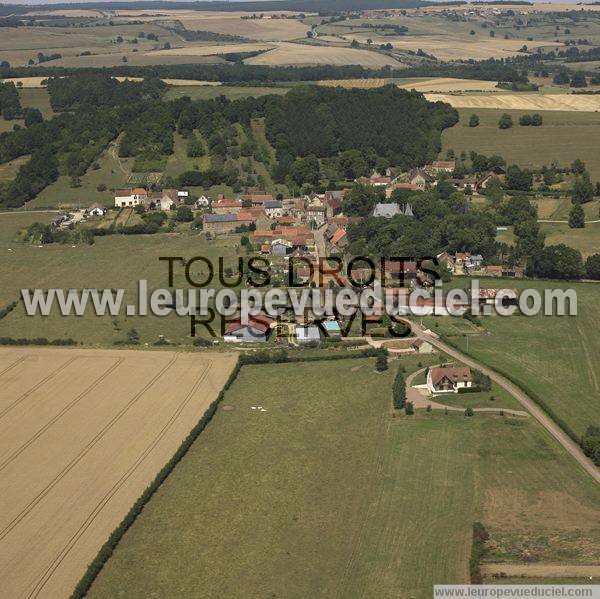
top-left (442, 108), bottom-right (600, 180)
top-left (87, 357), bottom-right (600, 599)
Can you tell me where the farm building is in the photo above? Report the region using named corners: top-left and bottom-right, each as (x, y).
top-left (412, 339), bottom-right (434, 354)
top-left (427, 367), bottom-right (473, 394)
top-left (203, 213), bottom-right (238, 234)
top-left (114, 187), bottom-right (147, 208)
top-left (87, 203), bottom-right (106, 216)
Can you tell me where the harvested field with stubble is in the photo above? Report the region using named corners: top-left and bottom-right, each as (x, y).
top-left (0, 347), bottom-right (237, 599)
top-left (244, 42), bottom-right (403, 67)
top-left (427, 93), bottom-right (600, 112)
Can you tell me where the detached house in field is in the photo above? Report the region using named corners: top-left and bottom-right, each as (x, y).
top-left (427, 367), bottom-right (473, 394)
top-left (223, 314), bottom-right (273, 343)
top-left (114, 187), bottom-right (147, 208)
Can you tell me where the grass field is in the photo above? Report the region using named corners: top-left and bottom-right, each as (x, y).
top-left (28, 140), bottom-right (131, 209)
top-left (442, 108), bottom-right (600, 180)
top-left (0, 213), bottom-right (242, 345)
top-left (87, 357), bottom-right (600, 598)
top-left (540, 222), bottom-right (600, 258)
top-left (163, 84), bottom-right (289, 101)
top-left (0, 347), bottom-right (236, 598)
top-left (424, 278), bottom-right (600, 439)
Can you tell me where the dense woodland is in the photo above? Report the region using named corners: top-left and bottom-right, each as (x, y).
top-left (0, 58), bottom-right (532, 86)
top-left (0, 75), bottom-right (456, 207)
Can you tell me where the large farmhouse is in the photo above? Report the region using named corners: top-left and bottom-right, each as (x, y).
top-left (427, 367), bottom-right (473, 394)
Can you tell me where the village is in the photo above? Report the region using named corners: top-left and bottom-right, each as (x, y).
top-left (43, 158), bottom-right (522, 354)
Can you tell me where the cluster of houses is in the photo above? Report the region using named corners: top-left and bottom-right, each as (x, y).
top-left (114, 187), bottom-right (189, 210)
top-left (356, 162), bottom-right (500, 198)
top-left (437, 252), bottom-right (524, 279)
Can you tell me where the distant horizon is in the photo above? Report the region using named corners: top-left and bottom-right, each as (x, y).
top-left (0, 0), bottom-right (593, 6)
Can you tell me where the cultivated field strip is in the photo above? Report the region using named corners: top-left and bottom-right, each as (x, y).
top-left (426, 93), bottom-right (600, 113)
top-left (0, 348), bottom-right (237, 599)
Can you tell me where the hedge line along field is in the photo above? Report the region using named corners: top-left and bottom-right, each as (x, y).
top-left (0, 347), bottom-right (237, 599)
top-left (86, 357), bottom-right (600, 599)
top-left (424, 279), bottom-right (600, 440)
top-left (441, 108), bottom-right (600, 180)
top-left (0, 213), bottom-right (241, 344)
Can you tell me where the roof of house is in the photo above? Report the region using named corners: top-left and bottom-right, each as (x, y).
top-left (430, 367), bottom-right (472, 387)
top-left (212, 200), bottom-right (242, 208)
top-left (203, 213), bottom-right (237, 223)
top-left (225, 314), bottom-right (273, 335)
top-left (373, 202), bottom-right (401, 218)
top-left (296, 326), bottom-right (320, 341)
top-left (241, 193), bottom-right (273, 203)
top-left (331, 228), bottom-right (347, 245)
top-left (114, 189), bottom-right (132, 197)
top-left (431, 160), bottom-right (456, 169)
top-left (132, 187), bottom-right (147, 195)
top-left (264, 200), bottom-right (283, 209)
top-left (88, 203), bottom-right (105, 211)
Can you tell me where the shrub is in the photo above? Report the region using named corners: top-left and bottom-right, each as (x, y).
top-left (404, 401), bottom-right (414, 415)
top-left (375, 353), bottom-right (388, 372)
top-left (465, 407), bottom-right (474, 417)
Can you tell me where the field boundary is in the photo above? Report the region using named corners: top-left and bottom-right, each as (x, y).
top-left (71, 347), bottom-right (384, 598)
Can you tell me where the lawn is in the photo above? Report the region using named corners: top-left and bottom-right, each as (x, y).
top-left (87, 357), bottom-right (600, 599)
top-left (423, 278), bottom-right (600, 439)
top-left (0, 215), bottom-right (243, 346)
top-left (441, 108), bottom-right (600, 180)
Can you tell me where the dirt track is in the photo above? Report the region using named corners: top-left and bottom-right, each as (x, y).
top-left (0, 348), bottom-right (236, 599)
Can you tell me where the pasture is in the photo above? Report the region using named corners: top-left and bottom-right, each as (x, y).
top-left (539, 222), bottom-right (600, 258)
top-left (86, 357), bottom-right (600, 599)
top-left (441, 108), bottom-right (600, 180)
top-left (0, 214), bottom-right (242, 345)
top-left (0, 347), bottom-right (237, 598)
top-left (425, 279), bottom-right (600, 439)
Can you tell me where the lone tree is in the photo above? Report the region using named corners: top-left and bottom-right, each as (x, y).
top-left (568, 203), bottom-right (585, 229)
top-left (469, 114), bottom-right (480, 127)
top-left (392, 368), bottom-right (406, 410)
top-left (498, 113), bottom-right (513, 129)
top-left (404, 401), bottom-right (414, 416)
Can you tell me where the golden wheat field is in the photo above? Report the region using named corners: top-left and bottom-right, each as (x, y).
top-left (115, 10), bottom-right (309, 41)
top-left (148, 42), bottom-right (276, 57)
top-left (244, 42), bottom-right (403, 67)
top-left (427, 93), bottom-right (600, 112)
top-left (350, 34), bottom-right (553, 61)
top-left (398, 78), bottom-right (501, 93)
top-left (0, 348), bottom-right (236, 598)
top-left (317, 78), bottom-right (387, 88)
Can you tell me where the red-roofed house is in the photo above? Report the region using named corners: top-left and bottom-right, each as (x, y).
top-left (223, 314), bottom-right (273, 343)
